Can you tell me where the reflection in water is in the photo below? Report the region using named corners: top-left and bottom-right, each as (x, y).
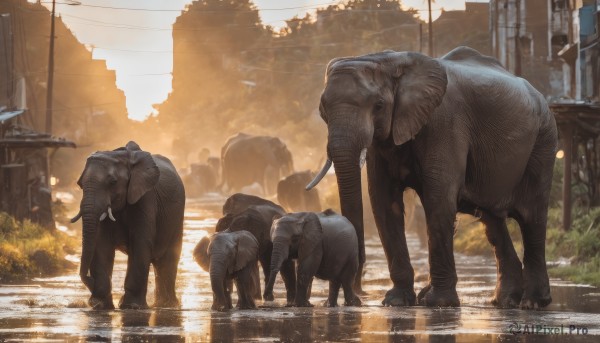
top-left (426, 309), bottom-right (460, 343)
top-left (387, 311), bottom-right (417, 343)
top-left (1, 200), bottom-right (599, 341)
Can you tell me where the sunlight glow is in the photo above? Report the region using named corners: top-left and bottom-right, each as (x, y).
top-left (45, 0), bottom-right (470, 120)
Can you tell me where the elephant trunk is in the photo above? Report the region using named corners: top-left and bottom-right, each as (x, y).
top-left (328, 136), bottom-right (366, 266)
top-left (209, 255), bottom-right (229, 310)
top-left (265, 238), bottom-right (289, 296)
top-left (79, 186), bottom-right (105, 293)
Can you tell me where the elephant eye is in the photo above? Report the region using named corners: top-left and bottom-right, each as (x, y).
top-left (374, 99), bottom-right (385, 111)
top-left (108, 177), bottom-right (117, 186)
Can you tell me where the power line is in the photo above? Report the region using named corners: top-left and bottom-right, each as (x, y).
top-left (40, 1), bottom-right (343, 12)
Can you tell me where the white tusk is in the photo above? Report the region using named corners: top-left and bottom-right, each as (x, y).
top-left (99, 212), bottom-right (107, 221)
top-left (108, 207), bottom-right (116, 222)
top-left (70, 210), bottom-right (82, 223)
top-left (306, 159), bottom-right (332, 190)
top-left (359, 148), bottom-right (367, 169)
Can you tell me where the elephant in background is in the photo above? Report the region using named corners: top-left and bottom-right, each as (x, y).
top-left (307, 46), bottom-right (557, 309)
top-left (221, 133), bottom-right (294, 196)
top-left (193, 231), bottom-right (260, 310)
top-left (216, 193), bottom-right (296, 302)
top-left (266, 210), bottom-right (361, 307)
top-left (71, 141), bottom-right (185, 309)
top-left (183, 163), bottom-right (217, 197)
top-left (222, 193), bottom-right (285, 217)
top-left (277, 171), bottom-right (322, 212)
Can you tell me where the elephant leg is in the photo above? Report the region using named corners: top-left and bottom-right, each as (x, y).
top-left (417, 185), bottom-right (460, 307)
top-left (294, 256), bottom-right (320, 307)
top-left (341, 262), bottom-right (361, 307)
top-left (280, 259), bottom-right (297, 305)
top-left (234, 264), bottom-right (257, 309)
top-left (120, 235), bottom-right (152, 309)
top-left (325, 280), bottom-right (340, 307)
top-left (252, 262), bottom-right (262, 301)
top-left (367, 153), bottom-right (415, 306)
top-left (515, 204), bottom-right (552, 309)
top-left (153, 239), bottom-right (182, 308)
top-left (89, 229), bottom-right (115, 310)
top-left (260, 255), bottom-right (273, 301)
top-left (480, 211), bottom-right (523, 308)
top-left (224, 278), bottom-right (233, 309)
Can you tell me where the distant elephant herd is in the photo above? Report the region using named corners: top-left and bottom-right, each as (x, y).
top-left (71, 47), bottom-right (558, 311)
top-left (182, 132), bottom-right (321, 213)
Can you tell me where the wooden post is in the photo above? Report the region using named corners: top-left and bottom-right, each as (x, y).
top-left (428, 0), bottom-right (433, 56)
top-left (562, 123), bottom-right (573, 231)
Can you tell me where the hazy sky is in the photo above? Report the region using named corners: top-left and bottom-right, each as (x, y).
top-left (44, 0), bottom-right (472, 120)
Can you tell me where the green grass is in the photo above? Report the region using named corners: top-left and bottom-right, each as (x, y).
top-left (453, 206), bottom-right (600, 287)
top-left (545, 207), bottom-right (600, 286)
top-left (453, 215), bottom-right (523, 259)
top-left (0, 212), bottom-right (77, 282)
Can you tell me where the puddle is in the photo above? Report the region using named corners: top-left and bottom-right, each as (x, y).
top-left (0, 197), bottom-right (598, 341)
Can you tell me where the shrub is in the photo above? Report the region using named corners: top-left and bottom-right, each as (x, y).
top-left (0, 212), bottom-right (77, 282)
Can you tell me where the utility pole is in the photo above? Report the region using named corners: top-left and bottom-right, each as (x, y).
top-left (45, 0), bottom-right (56, 134)
top-left (428, 0), bottom-right (433, 56)
top-left (419, 23), bottom-right (423, 53)
top-left (514, 0), bottom-right (522, 76)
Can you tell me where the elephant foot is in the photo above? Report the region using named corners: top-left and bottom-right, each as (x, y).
top-left (323, 299), bottom-right (338, 307)
top-left (212, 303), bottom-right (233, 311)
top-left (293, 300), bottom-right (313, 307)
top-left (344, 296), bottom-right (362, 307)
top-left (491, 279), bottom-right (522, 309)
top-left (382, 286), bottom-right (416, 306)
top-left (520, 273), bottom-right (552, 310)
top-left (520, 288), bottom-right (551, 310)
top-left (154, 297), bottom-right (180, 309)
top-left (237, 302), bottom-right (257, 310)
top-left (417, 284), bottom-right (460, 307)
top-left (263, 292), bottom-right (274, 302)
top-left (89, 296), bottom-right (114, 310)
top-left (119, 294), bottom-right (149, 310)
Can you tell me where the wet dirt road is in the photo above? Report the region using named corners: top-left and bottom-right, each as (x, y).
top-left (0, 197), bottom-right (599, 342)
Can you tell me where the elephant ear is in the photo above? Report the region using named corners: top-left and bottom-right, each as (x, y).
top-left (126, 141), bottom-right (160, 204)
top-left (391, 52), bottom-right (448, 145)
top-left (229, 210), bottom-right (263, 242)
top-left (215, 213), bottom-right (234, 232)
top-left (232, 231), bottom-right (259, 273)
top-left (193, 235), bottom-right (212, 272)
top-left (298, 213), bottom-right (323, 261)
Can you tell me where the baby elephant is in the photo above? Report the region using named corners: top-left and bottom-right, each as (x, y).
top-left (265, 210), bottom-right (361, 307)
top-left (194, 231), bottom-right (260, 311)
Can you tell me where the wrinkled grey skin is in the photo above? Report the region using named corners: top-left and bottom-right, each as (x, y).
top-left (221, 133), bottom-right (294, 195)
top-left (266, 211), bottom-right (361, 307)
top-left (193, 231), bottom-right (260, 311)
top-left (72, 141), bottom-right (185, 310)
top-left (277, 171), bottom-right (322, 212)
top-left (216, 206), bottom-right (299, 303)
top-left (311, 46), bottom-right (557, 309)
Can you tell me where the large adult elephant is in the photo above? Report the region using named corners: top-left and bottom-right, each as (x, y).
top-left (71, 141), bottom-right (185, 309)
top-left (307, 46), bottom-right (557, 309)
top-left (221, 133), bottom-right (294, 195)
